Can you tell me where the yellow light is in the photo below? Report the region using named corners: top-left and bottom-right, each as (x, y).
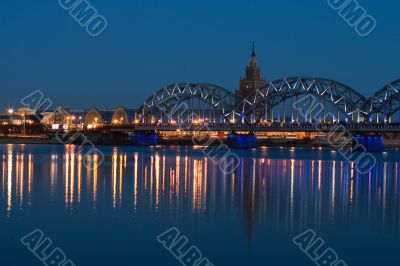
top-left (7, 109), bottom-right (14, 114)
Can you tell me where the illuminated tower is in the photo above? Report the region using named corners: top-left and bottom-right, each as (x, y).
top-left (235, 42), bottom-right (267, 102)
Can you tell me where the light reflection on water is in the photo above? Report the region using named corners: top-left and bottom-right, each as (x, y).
top-left (0, 144), bottom-right (399, 265)
top-left (2, 144), bottom-right (400, 232)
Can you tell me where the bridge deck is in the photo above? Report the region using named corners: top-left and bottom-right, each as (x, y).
top-left (93, 125), bottom-right (400, 133)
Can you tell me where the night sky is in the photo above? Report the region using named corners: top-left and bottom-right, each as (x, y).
top-left (0, 0), bottom-right (399, 110)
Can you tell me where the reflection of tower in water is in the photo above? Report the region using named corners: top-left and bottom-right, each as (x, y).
top-left (240, 158), bottom-right (262, 242)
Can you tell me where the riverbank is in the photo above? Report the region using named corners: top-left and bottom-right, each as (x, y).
top-left (0, 136), bottom-right (59, 145)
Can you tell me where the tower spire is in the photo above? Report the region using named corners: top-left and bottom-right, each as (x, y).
top-left (251, 41), bottom-right (256, 57)
top-left (250, 41), bottom-right (257, 66)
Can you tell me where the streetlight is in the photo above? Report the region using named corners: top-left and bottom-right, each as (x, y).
top-left (22, 112), bottom-right (26, 135)
top-left (6, 109), bottom-right (14, 134)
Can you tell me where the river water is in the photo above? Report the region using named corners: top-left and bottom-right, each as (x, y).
top-left (0, 144), bottom-right (399, 265)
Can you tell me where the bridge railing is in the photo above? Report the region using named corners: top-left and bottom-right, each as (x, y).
top-left (79, 122), bottom-right (400, 132)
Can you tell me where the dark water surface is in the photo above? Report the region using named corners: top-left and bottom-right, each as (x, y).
top-left (0, 144), bottom-right (399, 265)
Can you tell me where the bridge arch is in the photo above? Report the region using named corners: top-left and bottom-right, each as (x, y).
top-left (364, 79), bottom-right (400, 123)
top-left (136, 83), bottom-right (235, 124)
top-left (234, 77), bottom-right (368, 124)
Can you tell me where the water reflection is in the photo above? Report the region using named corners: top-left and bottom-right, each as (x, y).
top-left (1, 144), bottom-right (400, 238)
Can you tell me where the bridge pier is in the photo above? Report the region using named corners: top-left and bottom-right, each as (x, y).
top-left (352, 132), bottom-right (384, 153)
top-left (227, 131), bottom-right (257, 149)
top-left (130, 131), bottom-right (158, 146)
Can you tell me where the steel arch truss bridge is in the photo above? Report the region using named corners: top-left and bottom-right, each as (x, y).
top-left (137, 83), bottom-right (236, 125)
top-left (365, 79), bottom-right (400, 123)
top-left (234, 77), bottom-right (368, 124)
top-left (134, 78), bottom-right (400, 127)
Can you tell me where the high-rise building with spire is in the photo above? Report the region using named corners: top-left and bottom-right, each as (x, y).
top-left (235, 42), bottom-right (267, 103)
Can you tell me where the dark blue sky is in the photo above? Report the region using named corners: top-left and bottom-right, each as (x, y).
top-left (0, 0), bottom-right (399, 110)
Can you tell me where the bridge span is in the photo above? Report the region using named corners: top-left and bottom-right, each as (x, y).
top-left (133, 78), bottom-right (400, 127)
top-left (100, 124), bottom-right (400, 133)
